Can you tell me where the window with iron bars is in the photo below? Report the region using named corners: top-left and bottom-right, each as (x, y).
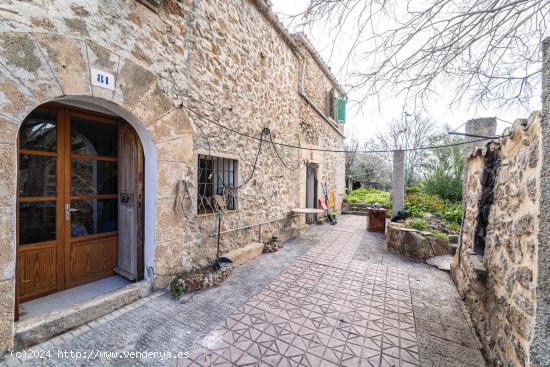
top-left (197, 155), bottom-right (238, 214)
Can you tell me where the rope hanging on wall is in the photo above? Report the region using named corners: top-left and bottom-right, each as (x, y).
top-left (174, 178), bottom-right (192, 215)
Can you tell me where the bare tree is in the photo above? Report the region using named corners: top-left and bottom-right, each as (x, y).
top-left (344, 131), bottom-right (360, 190)
top-left (368, 114), bottom-right (434, 185)
top-left (348, 152), bottom-right (389, 186)
top-left (291, 0), bottom-right (548, 108)
top-left (345, 129), bottom-right (360, 173)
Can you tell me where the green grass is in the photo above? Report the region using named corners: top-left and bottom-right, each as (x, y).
top-left (345, 188), bottom-right (391, 208)
top-left (430, 230), bottom-right (450, 241)
top-left (407, 219), bottom-right (450, 240)
top-left (409, 218), bottom-right (429, 231)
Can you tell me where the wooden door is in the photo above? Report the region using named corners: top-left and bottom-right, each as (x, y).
top-left (115, 124), bottom-right (144, 281)
top-left (16, 104), bottom-right (124, 306)
top-left (64, 111), bottom-right (119, 288)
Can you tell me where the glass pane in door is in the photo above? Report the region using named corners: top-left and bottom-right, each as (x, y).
top-left (19, 155), bottom-right (56, 197)
top-left (70, 199), bottom-right (118, 237)
top-left (19, 201), bottom-right (56, 244)
top-left (71, 159), bottom-right (117, 195)
top-left (71, 117), bottom-right (117, 157)
top-left (19, 109), bottom-right (57, 151)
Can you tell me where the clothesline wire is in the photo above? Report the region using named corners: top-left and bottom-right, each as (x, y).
top-left (182, 105), bottom-right (504, 154)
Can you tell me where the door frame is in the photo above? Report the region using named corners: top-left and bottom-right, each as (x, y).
top-left (15, 102), bottom-right (144, 320)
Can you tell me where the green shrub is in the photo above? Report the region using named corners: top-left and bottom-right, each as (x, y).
top-left (408, 219), bottom-right (450, 240)
top-left (439, 203), bottom-right (462, 224)
top-left (405, 185), bottom-right (422, 194)
top-left (447, 222), bottom-right (461, 231)
top-left (170, 275), bottom-right (185, 300)
top-left (346, 187), bottom-right (462, 227)
top-left (404, 191), bottom-right (462, 226)
top-left (424, 172), bottom-right (463, 202)
top-left (405, 192), bottom-right (446, 215)
top-left (409, 219), bottom-right (429, 231)
top-left (431, 230), bottom-right (450, 241)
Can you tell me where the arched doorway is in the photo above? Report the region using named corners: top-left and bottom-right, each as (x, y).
top-left (16, 102), bottom-right (145, 317)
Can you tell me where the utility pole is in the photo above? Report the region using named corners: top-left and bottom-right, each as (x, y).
top-left (403, 112), bottom-right (412, 185)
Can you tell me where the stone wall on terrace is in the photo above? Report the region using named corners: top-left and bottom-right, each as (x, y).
top-left (533, 36), bottom-right (550, 367)
top-left (451, 112), bottom-right (542, 366)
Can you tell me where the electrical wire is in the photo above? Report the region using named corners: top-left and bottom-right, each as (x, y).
top-left (234, 128), bottom-right (267, 189)
top-left (496, 117), bottom-right (513, 125)
top-left (182, 104), bottom-right (504, 154)
top-left (268, 133), bottom-right (306, 171)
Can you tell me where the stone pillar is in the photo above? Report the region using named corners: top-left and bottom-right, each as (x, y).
top-left (463, 117), bottom-right (497, 174)
top-left (461, 117), bottom-right (497, 237)
top-left (532, 36), bottom-right (550, 367)
top-left (392, 150), bottom-right (405, 215)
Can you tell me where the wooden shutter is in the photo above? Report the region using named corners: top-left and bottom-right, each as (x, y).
top-left (336, 97), bottom-right (346, 124)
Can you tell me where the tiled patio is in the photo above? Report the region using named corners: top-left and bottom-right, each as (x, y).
top-left (183, 216), bottom-right (485, 366)
top-left (2, 215), bottom-right (485, 366)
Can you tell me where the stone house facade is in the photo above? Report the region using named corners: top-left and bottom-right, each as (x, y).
top-left (0, 0), bottom-right (346, 352)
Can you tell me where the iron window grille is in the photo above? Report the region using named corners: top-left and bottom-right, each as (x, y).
top-left (197, 155), bottom-right (238, 214)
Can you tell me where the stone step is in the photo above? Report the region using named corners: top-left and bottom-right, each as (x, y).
top-left (425, 255), bottom-right (453, 271)
top-left (341, 211), bottom-right (369, 216)
top-left (223, 242), bottom-right (264, 266)
top-left (15, 281), bottom-right (152, 350)
top-left (348, 204), bottom-right (371, 209)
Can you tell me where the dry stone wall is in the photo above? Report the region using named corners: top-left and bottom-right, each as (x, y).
top-left (385, 223), bottom-right (454, 261)
top-left (0, 0), bottom-right (346, 352)
top-left (533, 36), bottom-right (550, 367)
top-left (451, 112), bottom-right (542, 366)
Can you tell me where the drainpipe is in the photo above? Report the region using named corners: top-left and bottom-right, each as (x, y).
top-left (297, 53), bottom-right (345, 138)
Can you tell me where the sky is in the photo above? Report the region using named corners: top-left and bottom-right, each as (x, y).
top-left (271, 0), bottom-right (542, 142)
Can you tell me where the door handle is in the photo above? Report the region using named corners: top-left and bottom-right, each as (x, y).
top-left (65, 204), bottom-right (79, 220)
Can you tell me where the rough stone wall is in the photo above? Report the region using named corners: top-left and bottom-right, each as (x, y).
top-left (451, 112), bottom-right (542, 366)
top-left (0, 0), bottom-right (197, 352)
top-left (0, 0), bottom-right (345, 352)
top-left (157, 0), bottom-right (346, 283)
top-left (533, 36), bottom-right (550, 367)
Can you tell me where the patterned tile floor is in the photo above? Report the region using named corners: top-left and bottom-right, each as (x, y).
top-left (182, 216), bottom-right (486, 367)
top-left (1, 215), bottom-right (486, 366)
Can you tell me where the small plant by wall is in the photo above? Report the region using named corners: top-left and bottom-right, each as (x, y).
top-left (169, 265), bottom-right (233, 301)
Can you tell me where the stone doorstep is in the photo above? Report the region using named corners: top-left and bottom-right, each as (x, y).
top-left (222, 225), bottom-right (305, 266)
top-left (14, 281), bottom-right (152, 350)
top-left (222, 242), bottom-right (264, 266)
